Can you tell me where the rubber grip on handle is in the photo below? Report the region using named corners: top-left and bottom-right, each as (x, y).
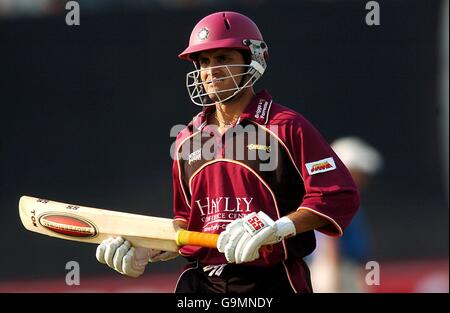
top-left (176, 229), bottom-right (219, 248)
top-left (176, 230), bottom-right (272, 254)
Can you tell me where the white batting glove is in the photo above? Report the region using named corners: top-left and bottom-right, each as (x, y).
top-left (96, 237), bottom-right (178, 278)
top-left (217, 212), bottom-right (296, 264)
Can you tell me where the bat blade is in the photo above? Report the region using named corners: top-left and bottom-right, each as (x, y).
top-left (19, 196), bottom-right (218, 252)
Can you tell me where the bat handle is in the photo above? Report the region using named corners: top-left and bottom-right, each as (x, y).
top-left (175, 230), bottom-right (272, 254)
top-left (176, 229), bottom-right (219, 248)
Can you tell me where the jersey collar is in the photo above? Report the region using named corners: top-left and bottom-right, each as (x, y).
top-left (239, 89), bottom-right (273, 125)
top-left (191, 90), bottom-right (273, 131)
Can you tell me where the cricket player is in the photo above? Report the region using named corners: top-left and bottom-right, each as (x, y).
top-left (96, 11), bottom-right (360, 293)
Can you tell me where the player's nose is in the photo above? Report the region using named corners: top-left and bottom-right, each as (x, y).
top-left (208, 63), bottom-right (221, 74)
top-left (203, 66), bottom-right (221, 81)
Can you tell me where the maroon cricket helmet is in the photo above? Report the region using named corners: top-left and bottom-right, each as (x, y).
top-left (179, 11), bottom-right (269, 62)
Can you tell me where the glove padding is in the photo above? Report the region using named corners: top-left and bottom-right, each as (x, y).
top-left (96, 236), bottom-right (178, 278)
top-left (217, 212), bottom-right (296, 264)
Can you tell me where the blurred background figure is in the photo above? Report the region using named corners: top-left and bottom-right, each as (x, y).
top-left (0, 0), bottom-right (60, 17)
top-left (308, 137), bottom-right (383, 293)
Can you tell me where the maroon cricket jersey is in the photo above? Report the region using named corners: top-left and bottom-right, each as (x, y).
top-left (172, 90), bottom-right (359, 292)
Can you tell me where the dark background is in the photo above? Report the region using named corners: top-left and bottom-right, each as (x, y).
top-left (0, 0), bottom-right (448, 281)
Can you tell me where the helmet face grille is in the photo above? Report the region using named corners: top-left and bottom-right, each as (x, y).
top-left (185, 64), bottom-right (262, 107)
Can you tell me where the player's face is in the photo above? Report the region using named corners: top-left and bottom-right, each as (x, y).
top-left (197, 49), bottom-right (247, 102)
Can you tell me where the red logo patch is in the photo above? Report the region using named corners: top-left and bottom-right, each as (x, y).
top-left (39, 213), bottom-right (97, 238)
top-left (247, 216), bottom-right (265, 231)
top-left (311, 162), bottom-right (332, 173)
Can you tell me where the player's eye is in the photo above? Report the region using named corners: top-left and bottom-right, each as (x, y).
top-left (199, 58), bottom-right (209, 67)
top-left (217, 55), bottom-right (229, 63)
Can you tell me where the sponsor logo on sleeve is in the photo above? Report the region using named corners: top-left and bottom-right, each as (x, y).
top-left (305, 157), bottom-right (336, 175)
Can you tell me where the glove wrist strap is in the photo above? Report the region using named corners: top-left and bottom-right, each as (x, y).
top-left (275, 216), bottom-right (297, 239)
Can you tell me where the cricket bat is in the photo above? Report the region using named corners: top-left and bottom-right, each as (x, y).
top-left (19, 195), bottom-right (219, 252)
